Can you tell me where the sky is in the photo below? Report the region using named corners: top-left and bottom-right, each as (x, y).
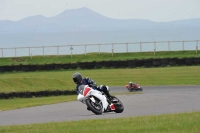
top-left (0, 0), bottom-right (200, 22)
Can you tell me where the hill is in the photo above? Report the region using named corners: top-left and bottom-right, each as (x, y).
top-left (0, 7), bottom-right (200, 48)
top-left (1, 7), bottom-right (200, 33)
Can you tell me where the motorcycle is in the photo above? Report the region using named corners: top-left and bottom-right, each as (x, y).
top-left (77, 85), bottom-right (124, 115)
top-left (125, 82), bottom-right (143, 92)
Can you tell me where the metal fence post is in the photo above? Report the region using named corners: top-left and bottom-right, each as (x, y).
top-left (196, 40), bottom-right (199, 53)
top-left (70, 46), bottom-right (73, 58)
top-left (183, 41), bottom-right (184, 51)
top-left (140, 42), bottom-right (142, 52)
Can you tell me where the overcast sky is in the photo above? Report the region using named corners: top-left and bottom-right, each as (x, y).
top-left (0, 0), bottom-right (200, 22)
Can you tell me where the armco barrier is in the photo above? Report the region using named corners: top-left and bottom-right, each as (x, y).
top-left (0, 90), bottom-right (77, 99)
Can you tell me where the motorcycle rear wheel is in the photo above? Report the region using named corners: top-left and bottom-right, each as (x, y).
top-left (85, 97), bottom-right (103, 115)
top-left (113, 97), bottom-right (124, 113)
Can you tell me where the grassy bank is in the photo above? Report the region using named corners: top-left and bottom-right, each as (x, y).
top-left (0, 111), bottom-right (199, 133)
top-left (0, 66), bottom-right (200, 92)
top-left (0, 51), bottom-right (199, 65)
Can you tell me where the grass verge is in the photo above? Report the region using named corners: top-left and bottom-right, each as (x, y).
top-left (0, 66), bottom-right (200, 92)
top-left (0, 95), bottom-right (76, 111)
top-left (0, 111), bottom-right (199, 133)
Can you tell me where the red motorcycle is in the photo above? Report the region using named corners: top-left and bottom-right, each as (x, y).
top-left (125, 82), bottom-right (143, 92)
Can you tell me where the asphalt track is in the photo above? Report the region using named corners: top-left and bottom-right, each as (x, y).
top-left (0, 86), bottom-right (200, 126)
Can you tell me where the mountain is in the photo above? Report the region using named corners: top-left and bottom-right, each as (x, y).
top-left (0, 7), bottom-right (200, 50)
top-left (1, 7), bottom-right (200, 34)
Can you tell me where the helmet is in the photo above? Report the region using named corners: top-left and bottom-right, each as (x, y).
top-left (72, 72), bottom-right (82, 84)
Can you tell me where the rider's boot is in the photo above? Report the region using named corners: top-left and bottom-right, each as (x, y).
top-left (104, 91), bottom-right (113, 101)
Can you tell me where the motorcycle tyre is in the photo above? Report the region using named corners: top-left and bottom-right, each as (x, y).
top-left (85, 98), bottom-right (103, 115)
top-left (129, 88), bottom-right (143, 92)
top-left (113, 97), bottom-right (124, 113)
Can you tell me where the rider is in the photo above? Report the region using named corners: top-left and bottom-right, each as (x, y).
top-left (129, 81), bottom-right (133, 88)
top-left (72, 72), bottom-right (114, 100)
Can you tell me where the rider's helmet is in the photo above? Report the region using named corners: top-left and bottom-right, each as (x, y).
top-left (72, 72), bottom-right (82, 84)
top-left (129, 81), bottom-right (133, 86)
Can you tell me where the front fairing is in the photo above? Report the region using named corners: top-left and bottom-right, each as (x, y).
top-left (77, 94), bottom-right (86, 103)
top-left (77, 85), bottom-right (109, 111)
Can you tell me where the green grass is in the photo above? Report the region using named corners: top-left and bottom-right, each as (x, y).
top-left (0, 95), bottom-right (76, 111)
top-left (0, 111), bottom-right (199, 133)
top-left (0, 66), bottom-right (200, 92)
top-left (0, 50), bottom-right (200, 65)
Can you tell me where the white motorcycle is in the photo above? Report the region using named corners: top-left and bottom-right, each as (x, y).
top-left (77, 85), bottom-right (124, 115)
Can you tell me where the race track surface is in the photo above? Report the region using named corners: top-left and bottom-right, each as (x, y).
top-left (0, 86), bottom-right (200, 126)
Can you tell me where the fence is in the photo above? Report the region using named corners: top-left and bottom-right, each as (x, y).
top-left (0, 40), bottom-right (199, 58)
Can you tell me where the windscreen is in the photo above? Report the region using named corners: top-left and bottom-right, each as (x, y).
top-left (78, 85), bottom-right (85, 95)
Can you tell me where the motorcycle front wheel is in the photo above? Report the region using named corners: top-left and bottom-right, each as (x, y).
top-left (85, 97), bottom-right (103, 115)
